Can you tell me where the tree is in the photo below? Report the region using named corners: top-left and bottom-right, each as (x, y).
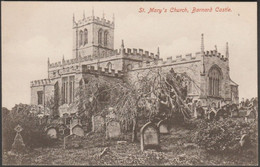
top-left (72, 67), bottom-right (196, 142)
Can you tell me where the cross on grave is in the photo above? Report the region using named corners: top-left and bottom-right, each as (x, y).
top-left (14, 124), bottom-right (23, 133)
top-left (11, 124), bottom-right (26, 154)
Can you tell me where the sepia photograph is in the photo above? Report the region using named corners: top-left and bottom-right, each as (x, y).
top-left (2, 1), bottom-right (258, 166)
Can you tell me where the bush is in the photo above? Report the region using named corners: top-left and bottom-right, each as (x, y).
top-left (193, 118), bottom-right (257, 154)
top-left (2, 104), bottom-right (57, 151)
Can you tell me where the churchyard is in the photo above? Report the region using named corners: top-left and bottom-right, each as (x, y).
top-left (2, 107), bottom-right (258, 165)
top-left (2, 71), bottom-right (258, 166)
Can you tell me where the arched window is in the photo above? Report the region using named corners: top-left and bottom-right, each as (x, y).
top-left (104, 31), bottom-right (108, 46)
top-left (107, 62), bottom-right (112, 71)
top-left (126, 64), bottom-right (132, 71)
top-left (79, 30), bottom-right (83, 46)
top-left (208, 66), bottom-right (222, 96)
top-left (98, 29), bottom-right (103, 45)
top-left (84, 29), bottom-right (88, 45)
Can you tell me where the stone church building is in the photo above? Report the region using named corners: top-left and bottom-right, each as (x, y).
top-left (30, 12), bottom-right (239, 116)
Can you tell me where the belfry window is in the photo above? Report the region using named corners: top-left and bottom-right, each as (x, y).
top-left (104, 31), bottom-right (108, 46)
top-left (98, 29), bottom-right (103, 45)
top-left (84, 29), bottom-right (88, 45)
top-left (79, 30), bottom-right (83, 46)
top-left (208, 66), bottom-right (222, 96)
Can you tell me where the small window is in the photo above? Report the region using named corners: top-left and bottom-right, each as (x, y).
top-left (127, 64), bottom-right (132, 71)
top-left (107, 62), bottom-right (112, 71)
top-left (37, 91), bottom-right (43, 105)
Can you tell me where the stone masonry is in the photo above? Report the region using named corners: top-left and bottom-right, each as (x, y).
top-left (30, 12), bottom-right (239, 116)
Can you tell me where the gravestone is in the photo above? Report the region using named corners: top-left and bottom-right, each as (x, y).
top-left (64, 134), bottom-right (83, 149)
top-left (208, 110), bottom-right (216, 121)
top-left (64, 128), bottom-right (70, 136)
top-left (71, 117), bottom-right (81, 128)
top-left (71, 124), bottom-right (84, 137)
top-left (106, 120), bottom-right (121, 139)
top-left (140, 122), bottom-right (160, 152)
top-left (245, 109), bottom-right (256, 123)
top-left (92, 115), bottom-right (105, 132)
top-left (58, 124), bottom-right (67, 135)
top-left (11, 124), bottom-right (26, 154)
top-left (157, 120), bottom-right (169, 134)
top-left (46, 127), bottom-right (57, 139)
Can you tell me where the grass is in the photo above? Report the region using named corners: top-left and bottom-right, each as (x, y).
top-left (3, 125), bottom-right (258, 166)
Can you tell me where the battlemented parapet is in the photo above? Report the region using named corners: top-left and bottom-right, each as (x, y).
top-left (31, 79), bottom-right (52, 87)
top-left (74, 16), bottom-right (114, 29)
top-left (131, 52), bottom-right (199, 70)
top-left (114, 47), bottom-right (160, 60)
top-left (49, 46), bottom-right (159, 70)
top-left (81, 65), bottom-right (124, 78)
top-left (204, 50), bottom-right (228, 61)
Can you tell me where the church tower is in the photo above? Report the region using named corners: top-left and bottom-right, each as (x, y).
top-left (72, 10), bottom-right (115, 59)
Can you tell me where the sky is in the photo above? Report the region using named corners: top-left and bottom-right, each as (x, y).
top-left (2, 2), bottom-right (257, 109)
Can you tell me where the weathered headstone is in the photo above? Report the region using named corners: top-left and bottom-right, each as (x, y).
top-left (245, 109), bottom-right (256, 123)
top-left (58, 124), bottom-right (67, 135)
top-left (64, 128), bottom-right (70, 136)
top-left (92, 115), bottom-right (105, 132)
top-left (106, 120), bottom-right (121, 139)
top-left (208, 110), bottom-right (216, 120)
top-left (231, 110), bottom-right (239, 117)
top-left (64, 134), bottom-right (83, 149)
top-left (239, 134), bottom-right (250, 148)
top-left (71, 124), bottom-right (84, 137)
top-left (46, 127), bottom-right (58, 139)
top-left (11, 125), bottom-right (26, 153)
top-left (157, 120), bottom-right (169, 134)
top-left (140, 122), bottom-right (160, 152)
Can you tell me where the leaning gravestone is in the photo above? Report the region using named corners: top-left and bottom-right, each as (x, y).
top-left (157, 120), bottom-right (169, 134)
top-left (64, 134), bottom-right (83, 149)
top-left (11, 124), bottom-right (26, 154)
top-left (106, 120), bottom-right (121, 139)
top-left (92, 115), bottom-right (105, 132)
top-left (140, 122), bottom-right (160, 152)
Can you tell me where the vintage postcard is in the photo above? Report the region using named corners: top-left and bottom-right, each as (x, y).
top-left (2, 1), bottom-right (258, 166)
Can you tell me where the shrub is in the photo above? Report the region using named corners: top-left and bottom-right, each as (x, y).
top-left (2, 104), bottom-right (57, 151)
top-left (193, 118), bottom-right (257, 154)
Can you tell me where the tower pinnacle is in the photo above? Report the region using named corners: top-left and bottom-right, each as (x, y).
top-left (121, 40), bottom-right (124, 48)
top-left (201, 33), bottom-right (204, 53)
top-left (226, 42), bottom-right (229, 59)
top-left (83, 10), bottom-right (85, 19)
top-left (92, 7), bottom-right (94, 17)
top-left (47, 57), bottom-right (50, 66)
top-left (113, 13), bottom-right (115, 22)
top-left (215, 45), bottom-right (217, 51)
top-left (157, 47), bottom-right (160, 56)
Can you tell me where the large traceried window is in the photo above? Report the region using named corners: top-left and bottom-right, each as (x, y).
top-left (84, 29), bottom-right (88, 45)
top-left (62, 76), bottom-right (75, 104)
top-left (98, 29), bottom-right (103, 45)
top-left (79, 30), bottom-right (83, 46)
top-left (104, 31), bottom-right (108, 46)
top-left (208, 66), bottom-right (222, 96)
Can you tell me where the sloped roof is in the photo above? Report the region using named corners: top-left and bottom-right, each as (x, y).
top-left (229, 78), bottom-right (239, 86)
